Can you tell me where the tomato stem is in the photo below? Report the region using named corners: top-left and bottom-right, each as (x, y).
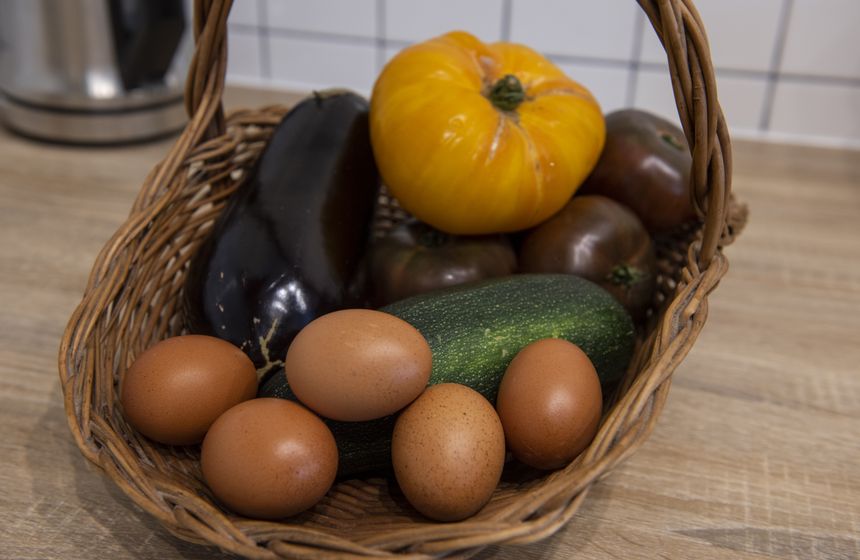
top-left (416, 224), bottom-right (450, 248)
top-left (659, 130), bottom-right (685, 151)
top-left (487, 74), bottom-right (526, 112)
top-left (606, 265), bottom-right (647, 290)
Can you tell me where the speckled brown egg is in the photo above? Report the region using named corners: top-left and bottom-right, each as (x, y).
top-left (201, 398), bottom-right (338, 519)
top-left (391, 383), bottom-right (506, 521)
top-left (496, 338), bottom-right (603, 470)
top-left (120, 335), bottom-right (257, 446)
top-left (285, 309), bottom-right (432, 421)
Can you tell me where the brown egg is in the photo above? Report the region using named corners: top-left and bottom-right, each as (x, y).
top-left (285, 309), bottom-right (432, 421)
top-left (496, 338), bottom-right (603, 470)
top-left (201, 398), bottom-right (338, 519)
top-left (391, 383), bottom-right (505, 521)
top-left (120, 335), bottom-right (257, 446)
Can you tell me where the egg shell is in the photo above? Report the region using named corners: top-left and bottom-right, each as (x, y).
top-left (285, 309), bottom-right (432, 421)
top-left (201, 398), bottom-right (338, 519)
top-left (120, 334), bottom-right (257, 446)
top-left (496, 338), bottom-right (603, 470)
top-left (391, 383), bottom-right (506, 522)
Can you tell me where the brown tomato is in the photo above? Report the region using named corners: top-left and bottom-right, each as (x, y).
top-left (369, 219), bottom-right (517, 306)
top-left (519, 195), bottom-right (656, 321)
top-left (579, 109), bottom-right (694, 233)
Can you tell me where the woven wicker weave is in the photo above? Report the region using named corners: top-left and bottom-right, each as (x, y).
top-left (59, 0), bottom-right (746, 557)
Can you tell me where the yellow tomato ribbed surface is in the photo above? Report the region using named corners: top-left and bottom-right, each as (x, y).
top-left (370, 31), bottom-right (606, 234)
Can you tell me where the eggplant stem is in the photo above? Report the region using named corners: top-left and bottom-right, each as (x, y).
top-left (256, 317), bottom-right (284, 381)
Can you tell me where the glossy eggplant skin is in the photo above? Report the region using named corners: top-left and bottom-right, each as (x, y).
top-left (183, 91), bottom-right (380, 382)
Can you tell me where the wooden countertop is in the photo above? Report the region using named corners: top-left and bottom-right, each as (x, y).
top-left (2, 86), bottom-right (859, 560)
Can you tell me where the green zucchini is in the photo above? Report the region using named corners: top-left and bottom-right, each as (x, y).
top-left (262, 273), bottom-right (635, 476)
top-left (383, 273), bottom-right (635, 402)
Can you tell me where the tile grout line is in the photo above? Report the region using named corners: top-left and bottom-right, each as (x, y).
top-left (501, 0), bottom-right (512, 42)
top-left (764, 72), bottom-right (860, 87)
top-left (375, 0), bottom-right (387, 74)
top-left (229, 3), bottom-right (860, 94)
top-left (759, 0), bottom-right (794, 132)
top-left (229, 20), bottom-right (860, 87)
top-left (257, 0), bottom-right (271, 79)
top-left (233, 23), bottom-right (378, 47)
top-left (626, 9), bottom-right (647, 109)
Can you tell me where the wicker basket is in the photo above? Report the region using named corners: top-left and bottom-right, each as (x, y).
top-left (59, 0), bottom-right (746, 557)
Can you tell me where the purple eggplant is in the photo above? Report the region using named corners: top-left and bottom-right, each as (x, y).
top-left (182, 90), bottom-right (381, 384)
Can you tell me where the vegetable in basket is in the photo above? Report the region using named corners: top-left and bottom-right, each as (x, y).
top-left (579, 108), bottom-right (695, 233)
top-left (518, 195), bottom-right (657, 321)
top-left (261, 274), bottom-right (635, 476)
top-left (182, 90), bottom-right (381, 381)
top-left (369, 31), bottom-right (606, 235)
top-left (368, 218), bottom-right (517, 306)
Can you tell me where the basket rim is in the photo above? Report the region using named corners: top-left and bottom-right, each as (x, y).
top-left (57, 0), bottom-right (745, 557)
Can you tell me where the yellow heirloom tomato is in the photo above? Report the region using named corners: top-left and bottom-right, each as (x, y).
top-left (370, 31), bottom-right (606, 235)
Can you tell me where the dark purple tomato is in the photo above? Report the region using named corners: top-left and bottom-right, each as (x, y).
top-left (519, 195), bottom-right (656, 321)
top-left (579, 109), bottom-right (694, 233)
top-left (369, 219), bottom-right (517, 306)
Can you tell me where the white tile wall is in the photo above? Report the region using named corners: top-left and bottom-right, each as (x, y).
top-left (780, 0), bottom-right (860, 79)
top-left (227, 0), bottom-right (259, 26)
top-left (554, 62), bottom-right (631, 114)
top-left (226, 28), bottom-right (264, 84)
top-left (707, 75), bottom-right (770, 134)
top-left (510, 0), bottom-right (639, 61)
top-left (382, 46), bottom-right (401, 66)
top-left (385, 0), bottom-right (504, 43)
top-left (217, 0), bottom-right (860, 148)
top-left (771, 81), bottom-right (860, 141)
top-left (633, 67), bottom-right (681, 126)
top-left (266, 0), bottom-right (377, 39)
top-left (634, 68), bottom-right (772, 138)
top-left (640, 0), bottom-right (784, 73)
top-left (267, 35), bottom-right (377, 94)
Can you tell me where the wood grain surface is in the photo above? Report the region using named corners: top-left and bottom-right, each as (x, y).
top-left (1, 86), bottom-right (858, 560)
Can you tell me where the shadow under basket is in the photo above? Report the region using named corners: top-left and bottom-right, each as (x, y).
top-left (59, 0), bottom-right (748, 557)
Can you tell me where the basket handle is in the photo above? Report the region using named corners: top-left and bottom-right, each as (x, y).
top-left (638, 0), bottom-right (732, 268)
top-left (184, 0), bottom-right (233, 139)
top-left (183, 0), bottom-right (731, 268)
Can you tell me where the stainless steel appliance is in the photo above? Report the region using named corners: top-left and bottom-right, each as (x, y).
top-left (0, 0), bottom-right (191, 143)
